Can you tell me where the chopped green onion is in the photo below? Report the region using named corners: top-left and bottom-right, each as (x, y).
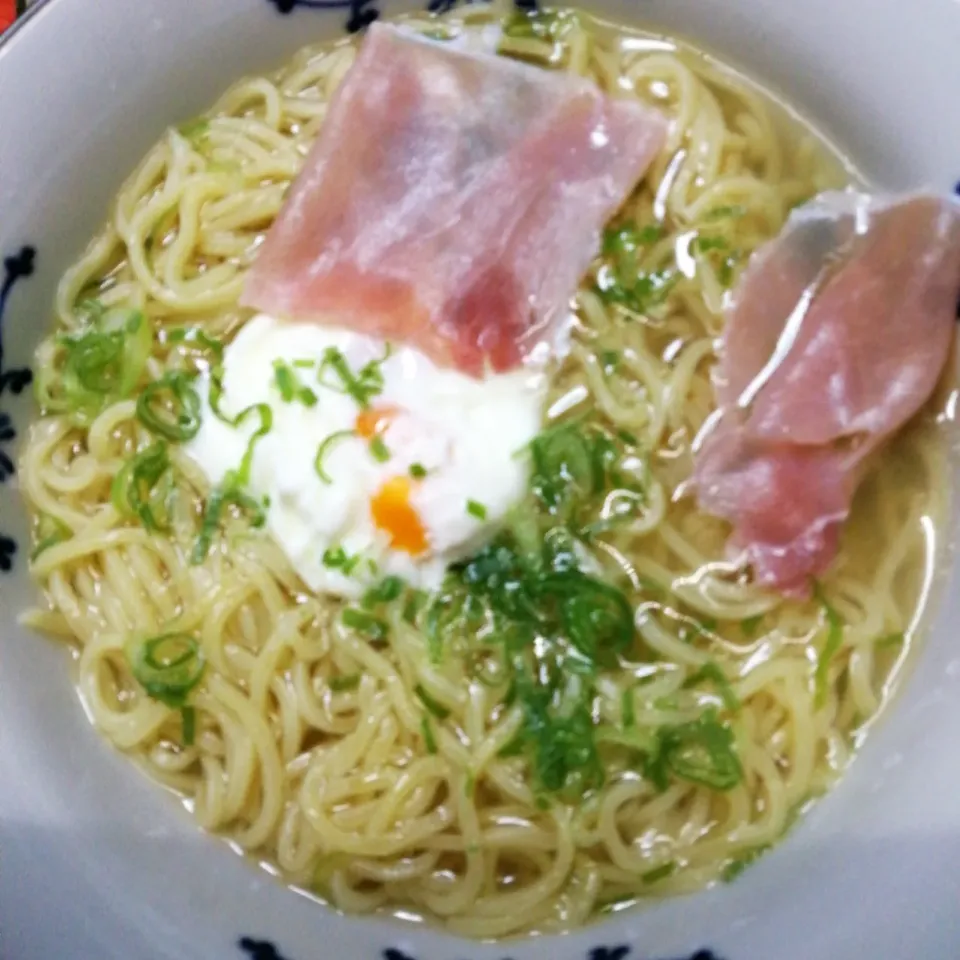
top-left (409, 462), bottom-right (427, 479)
top-left (641, 861), bottom-right (677, 884)
top-left (466, 499), bottom-right (487, 521)
top-left (530, 421), bottom-right (594, 514)
top-left (402, 589), bottom-right (428, 624)
top-left (721, 845), bottom-right (771, 882)
top-left (38, 308), bottom-right (151, 421)
top-left (415, 684), bottom-right (450, 720)
top-left (181, 705), bottom-right (197, 746)
top-left (273, 359), bottom-right (318, 407)
top-left (621, 688), bottom-right (636, 729)
top-left (683, 661), bottom-right (741, 712)
top-left (191, 475), bottom-right (266, 564)
top-left (546, 574), bottom-right (635, 664)
top-left (137, 372), bottom-right (202, 442)
top-left (177, 118), bottom-right (210, 141)
top-left (322, 545), bottom-right (362, 575)
top-left (813, 582), bottom-right (844, 707)
top-left (206, 369), bottom-right (272, 484)
top-left (602, 222), bottom-right (663, 256)
top-left (421, 715), bottom-right (438, 754)
top-left (30, 514), bottom-right (72, 562)
top-left (599, 349), bottom-right (620, 372)
top-left (126, 631), bottom-right (205, 708)
top-left (329, 674), bottom-right (361, 693)
top-left (369, 436), bottom-right (390, 463)
top-left (502, 7), bottom-right (579, 41)
top-left (645, 710), bottom-right (743, 792)
top-left (521, 685), bottom-right (604, 793)
top-left (718, 257), bottom-right (738, 288)
top-left (112, 442), bottom-right (173, 532)
top-left (226, 404), bottom-right (272, 487)
top-left (362, 575), bottom-right (405, 608)
top-left (694, 235), bottom-right (730, 253)
top-left (877, 632), bottom-right (906, 649)
top-left (314, 430), bottom-right (355, 484)
top-left (596, 266), bottom-right (679, 315)
top-left (166, 326), bottom-right (224, 359)
top-left (497, 734), bottom-right (525, 758)
top-left (273, 361), bottom-right (297, 402)
top-left (341, 608), bottom-right (388, 642)
top-left (317, 345), bottom-right (389, 409)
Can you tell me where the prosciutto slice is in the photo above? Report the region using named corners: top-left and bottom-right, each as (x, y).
top-left (694, 192), bottom-right (960, 595)
top-left (241, 23), bottom-right (667, 376)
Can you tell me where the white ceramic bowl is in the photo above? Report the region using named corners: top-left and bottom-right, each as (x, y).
top-left (2, 2), bottom-right (960, 959)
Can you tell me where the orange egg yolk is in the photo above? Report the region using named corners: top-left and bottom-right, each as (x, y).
top-left (371, 476), bottom-right (429, 556)
top-left (355, 405), bottom-right (399, 440)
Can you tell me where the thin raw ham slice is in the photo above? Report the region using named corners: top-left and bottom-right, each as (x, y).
top-left (241, 23), bottom-right (667, 377)
top-left (695, 192), bottom-right (960, 595)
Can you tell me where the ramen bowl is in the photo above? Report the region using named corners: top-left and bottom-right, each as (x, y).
top-left (1, 1), bottom-right (959, 960)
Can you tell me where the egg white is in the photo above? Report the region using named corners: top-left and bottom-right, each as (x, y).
top-left (184, 314), bottom-right (546, 597)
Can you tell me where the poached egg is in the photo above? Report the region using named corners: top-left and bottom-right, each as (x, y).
top-left (185, 314), bottom-right (546, 597)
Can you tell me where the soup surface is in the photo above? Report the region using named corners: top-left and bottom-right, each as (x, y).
top-left (19, 3), bottom-right (953, 938)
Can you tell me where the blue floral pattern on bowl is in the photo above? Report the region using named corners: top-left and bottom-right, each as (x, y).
top-left (0, 244), bottom-right (35, 572)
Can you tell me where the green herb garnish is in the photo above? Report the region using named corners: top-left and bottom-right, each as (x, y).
top-left (466, 499), bottom-right (487, 521)
top-left (30, 514), bottom-right (72, 562)
top-left (421, 715), bottom-right (438, 754)
top-left (126, 631), bottom-right (206, 746)
top-left (112, 442), bottom-right (173, 532)
top-left (329, 674), bottom-right (361, 693)
top-left (642, 861), bottom-right (678, 884)
top-left (137, 372), bottom-right (202, 442)
top-left (721, 844), bottom-right (771, 882)
top-left (362, 575), bottom-right (405, 608)
top-left (166, 326), bottom-right (224, 360)
top-left (599, 349), bottom-right (621, 373)
top-left (621, 688), bottom-right (636, 729)
top-left (273, 359), bottom-right (318, 407)
top-left (409, 462), bottom-right (427, 479)
top-left (314, 429), bottom-right (355, 484)
top-left (683, 661), bottom-right (741, 712)
top-left (191, 476), bottom-right (266, 564)
top-left (342, 608), bottom-right (388, 642)
top-left (322, 546), bottom-right (361, 575)
top-left (415, 684), bottom-right (451, 720)
top-left (502, 7), bottom-right (579, 42)
top-left (318, 345), bottom-right (389, 409)
top-left (36, 308), bottom-right (151, 422)
top-left (178, 118), bottom-right (210, 141)
top-left (181, 705), bottom-right (197, 745)
top-left (369, 436), bottom-right (390, 462)
top-left (644, 709), bottom-right (743, 792)
top-left (693, 235), bottom-right (730, 253)
top-left (877, 632), bottom-right (905, 649)
top-left (813, 582), bottom-right (844, 707)
top-left (595, 219), bottom-right (676, 314)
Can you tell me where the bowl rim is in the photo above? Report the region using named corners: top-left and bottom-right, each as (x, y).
top-left (3, 2), bottom-right (960, 960)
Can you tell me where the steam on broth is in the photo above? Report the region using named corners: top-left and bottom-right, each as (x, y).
top-left (19, 2), bottom-right (955, 940)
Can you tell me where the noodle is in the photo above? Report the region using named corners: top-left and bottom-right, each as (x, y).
top-left (18, 5), bottom-right (950, 939)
